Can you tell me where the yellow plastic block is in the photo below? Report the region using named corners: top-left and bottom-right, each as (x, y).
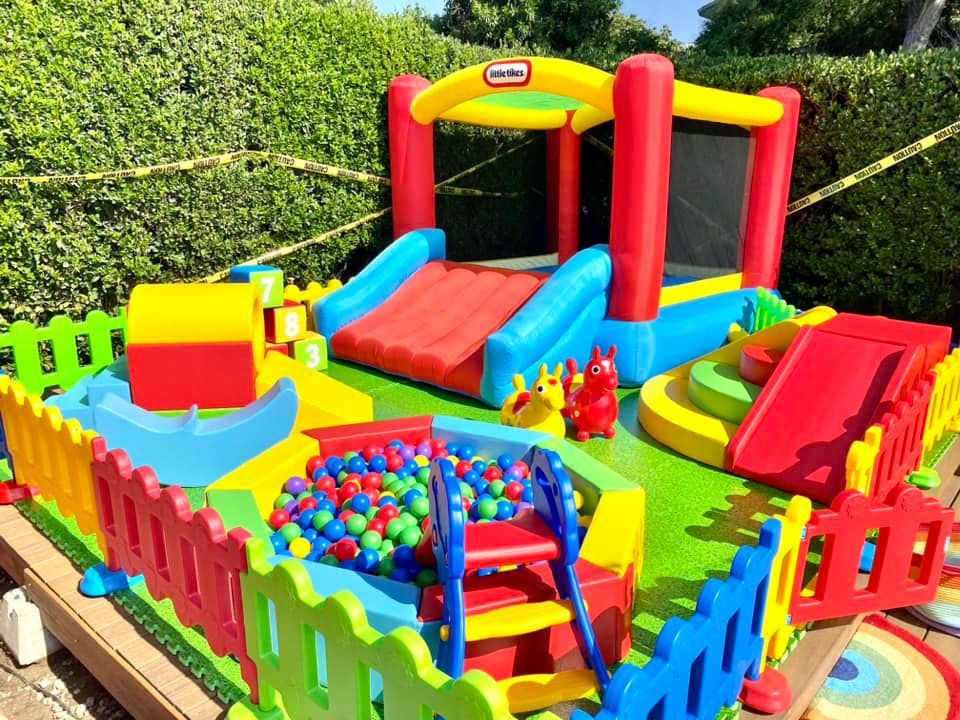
top-left (255, 352), bottom-right (373, 431)
top-left (127, 283), bottom-right (265, 362)
top-left (761, 496), bottom-right (813, 666)
top-left (283, 279), bottom-right (343, 310)
top-left (659, 273), bottom-right (744, 308)
top-left (498, 670), bottom-right (598, 714)
top-left (579, 489), bottom-right (645, 582)
top-left (208, 433), bottom-right (318, 521)
top-left (639, 306), bottom-right (837, 467)
top-left (0, 376), bottom-right (106, 552)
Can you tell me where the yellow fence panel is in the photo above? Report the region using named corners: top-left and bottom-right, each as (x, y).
top-left (925, 349), bottom-right (960, 452)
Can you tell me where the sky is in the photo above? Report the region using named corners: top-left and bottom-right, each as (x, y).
top-left (372, 0), bottom-right (706, 44)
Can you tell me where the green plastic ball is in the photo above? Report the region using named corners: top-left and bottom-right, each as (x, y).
top-left (312, 510), bottom-right (334, 530)
top-left (365, 507), bottom-right (379, 520)
top-left (415, 568), bottom-right (438, 587)
top-left (386, 518), bottom-right (406, 540)
top-left (488, 480), bottom-right (506, 498)
top-left (360, 530), bottom-right (382, 550)
top-left (279, 523), bottom-right (302, 542)
top-left (400, 512), bottom-right (419, 528)
top-left (416, 467), bottom-right (431, 483)
top-left (344, 451), bottom-right (358, 460)
top-left (477, 498), bottom-right (498, 520)
top-left (379, 539), bottom-right (394, 555)
top-left (399, 526), bottom-right (422, 548)
top-left (378, 557), bottom-right (396, 577)
top-left (274, 492), bottom-right (294, 509)
top-left (296, 490), bottom-right (312, 501)
top-left (409, 496), bottom-right (430, 519)
top-left (319, 554), bottom-right (339, 566)
top-left (345, 514), bottom-right (367, 536)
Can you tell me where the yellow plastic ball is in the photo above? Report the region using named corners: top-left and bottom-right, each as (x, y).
top-left (414, 454), bottom-right (430, 467)
top-left (573, 490), bottom-right (584, 510)
top-left (446, 456), bottom-right (459, 466)
top-left (289, 537), bottom-right (311, 558)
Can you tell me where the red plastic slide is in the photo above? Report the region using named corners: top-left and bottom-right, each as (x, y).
top-left (726, 314), bottom-right (950, 503)
top-left (331, 261), bottom-right (548, 396)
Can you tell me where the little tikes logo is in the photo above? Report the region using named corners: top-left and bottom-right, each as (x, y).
top-left (483, 60), bottom-right (532, 88)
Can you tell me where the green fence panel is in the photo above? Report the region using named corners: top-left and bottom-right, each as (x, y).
top-left (229, 539), bottom-right (515, 720)
top-left (0, 309), bottom-right (127, 395)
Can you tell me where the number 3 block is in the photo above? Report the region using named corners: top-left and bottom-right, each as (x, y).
top-left (229, 264), bottom-right (285, 309)
top-left (291, 332), bottom-right (328, 371)
top-left (265, 303), bottom-right (306, 343)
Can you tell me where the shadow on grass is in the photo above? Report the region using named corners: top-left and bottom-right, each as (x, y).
top-left (685, 483), bottom-right (791, 549)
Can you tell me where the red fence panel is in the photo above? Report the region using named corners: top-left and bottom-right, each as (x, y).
top-left (870, 372), bottom-right (934, 503)
top-left (790, 485), bottom-right (953, 625)
top-left (91, 447), bottom-right (258, 700)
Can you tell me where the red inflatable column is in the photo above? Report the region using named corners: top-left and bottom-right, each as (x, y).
top-left (608, 55), bottom-right (674, 322)
top-left (545, 129), bottom-right (559, 253)
top-left (388, 75), bottom-right (436, 238)
top-left (739, 87), bottom-right (801, 289)
top-left (555, 114), bottom-right (581, 263)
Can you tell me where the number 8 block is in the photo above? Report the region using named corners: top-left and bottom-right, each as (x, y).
top-left (265, 302), bottom-right (306, 343)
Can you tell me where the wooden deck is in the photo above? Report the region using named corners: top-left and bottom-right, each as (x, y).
top-left (0, 440), bottom-right (956, 720)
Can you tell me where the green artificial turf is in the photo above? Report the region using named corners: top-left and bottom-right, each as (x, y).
top-left (325, 360), bottom-right (794, 665)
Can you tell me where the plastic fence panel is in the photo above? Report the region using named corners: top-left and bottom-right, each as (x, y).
top-left (0, 375), bottom-right (106, 549)
top-left (752, 288), bottom-right (797, 333)
top-left (870, 372), bottom-right (934, 503)
top-left (845, 425), bottom-right (882, 497)
top-left (760, 496), bottom-right (812, 665)
top-left (572, 518), bottom-right (782, 720)
top-left (790, 485), bottom-right (954, 625)
top-left (925, 348), bottom-right (960, 452)
top-left (0, 309), bottom-right (127, 395)
top-left (91, 447), bottom-right (258, 699)
top-left (233, 539), bottom-right (513, 720)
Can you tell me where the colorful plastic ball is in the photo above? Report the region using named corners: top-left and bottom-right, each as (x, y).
top-left (365, 507), bottom-right (379, 521)
top-left (415, 467), bottom-right (431, 484)
top-left (368, 454), bottom-right (387, 473)
top-left (285, 476), bottom-right (306, 495)
top-left (362, 445), bottom-right (382, 461)
top-left (455, 461), bottom-right (473, 478)
top-left (504, 481), bottom-right (524, 501)
top-left (393, 544), bottom-right (416, 568)
top-left (376, 558), bottom-right (395, 578)
top-left (332, 538), bottom-right (358, 561)
top-left (483, 466), bottom-right (503, 482)
top-left (311, 466), bottom-right (329, 481)
top-left (361, 472), bottom-right (383, 491)
top-left (289, 537), bottom-right (311, 558)
top-left (399, 444), bottom-right (416, 461)
top-left (414, 442), bottom-right (432, 458)
top-left (367, 517), bottom-right (387, 537)
top-left (305, 456), bottom-right (325, 477)
top-left (299, 496), bottom-right (318, 512)
top-left (471, 460), bottom-right (488, 475)
top-left (522, 487), bottom-right (534, 503)
top-left (345, 514), bottom-right (367, 536)
top-left (395, 467), bottom-right (410, 480)
top-left (476, 498), bottom-right (498, 520)
top-left (349, 492), bottom-right (371, 514)
top-left (462, 470), bottom-right (480, 487)
top-left (399, 512), bottom-right (419, 528)
top-left (312, 510), bottom-right (334, 530)
top-left (347, 456), bottom-right (367, 474)
top-left (488, 480), bottom-right (506, 498)
top-left (496, 453), bottom-right (514, 471)
top-left (269, 509), bottom-right (290, 529)
top-left (446, 442), bottom-right (461, 457)
top-left (319, 554), bottom-right (339, 567)
top-left (338, 483), bottom-right (360, 504)
top-left (385, 454), bottom-right (404, 473)
top-left (399, 526), bottom-right (422, 548)
top-left (386, 518), bottom-right (406, 540)
top-left (459, 444), bottom-right (475, 460)
top-left (302, 528), bottom-right (318, 543)
top-left (312, 537), bottom-right (331, 555)
top-left (337, 470), bottom-right (349, 483)
top-left (390, 567), bottom-right (415, 583)
top-left (314, 476), bottom-right (337, 496)
top-left (325, 456), bottom-right (345, 476)
top-left (269, 532), bottom-right (286, 553)
top-left (400, 489), bottom-right (422, 507)
top-left (412, 454), bottom-right (429, 468)
top-left (415, 568), bottom-right (438, 588)
top-left (339, 509), bottom-right (356, 524)
top-left (513, 461), bottom-right (530, 476)
top-left (298, 509), bottom-right (318, 529)
top-left (360, 530), bottom-right (383, 550)
top-left (356, 548), bottom-right (381, 573)
top-left (273, 492), bottom-right (293, 510)
top-left (380, 539), bottom-right (395, 555)
top-left (340, 559), bottom-right (357, 571)
top-left (409, 496), bottom-right (430, 519)
top-left (378, 503), bottom-right (400, 521)
top-left (280, 523), bottom-right (302, 542)
top-left (296, 490), bottom-right (312, 502)
top-left (306, 551), bottom-right (323, 563)
top-left (503, 468), bottom-right (524, 483)
top-left (284, 501), bottom-right (299, 517)
top-left (316, 498), bottom-right (337, 515)
top-left (323, 519), bottom-right (346, 541)
top-left (495, 500), bottom-right (515, 520)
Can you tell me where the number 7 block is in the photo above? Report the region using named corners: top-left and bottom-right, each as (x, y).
top-left (229, 264), bottom-right (285, 309)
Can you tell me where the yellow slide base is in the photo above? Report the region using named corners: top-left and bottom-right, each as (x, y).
top-left (639, 306), bottom-right (837, 468)
top-left (456, 600), bottom-right (576, 642)
top-left (579, 489), bottom-right (645, 581)
top-left (499, 670), bottom-right (599, 714)
top-left (255, 352), bottom-right (373, 431)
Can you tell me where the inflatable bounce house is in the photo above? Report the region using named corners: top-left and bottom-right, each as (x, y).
top-left (316, 55), bottom-right (801, 405)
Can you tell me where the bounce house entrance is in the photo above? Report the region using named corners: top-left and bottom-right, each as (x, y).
top-left (331, 261), bottom-right (548, 395)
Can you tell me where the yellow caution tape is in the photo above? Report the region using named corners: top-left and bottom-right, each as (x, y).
top-left (788, 119), bottom-right (960, 214)
top-left (0, 148), bottom-right (522, 197)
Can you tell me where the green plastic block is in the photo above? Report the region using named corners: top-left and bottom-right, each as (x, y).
top-left (230, 265), bottom-right (285, 309)
top-left (290, 332), bottom-right (328, 371)
top-left (907, 467), bottom-right (941, 490)
top-left (688, 360), bottom-right (762, 424)
top-left (207, 489), bottom-right (275, 550)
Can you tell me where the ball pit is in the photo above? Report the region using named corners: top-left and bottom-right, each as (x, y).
top-left (266, 436), bottom-right (540, 586)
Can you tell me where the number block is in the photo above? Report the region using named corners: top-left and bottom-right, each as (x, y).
top-left (265, 302), bottom-right (307, 344)
top-left (290, 332), bottom-right (328, 371)
top-left (229, 264), bottom-right (285, 309)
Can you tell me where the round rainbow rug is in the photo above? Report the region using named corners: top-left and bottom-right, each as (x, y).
top-left (803, 615), bottom-right (960, 720)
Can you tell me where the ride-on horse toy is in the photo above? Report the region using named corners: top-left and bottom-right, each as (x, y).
top-left (564, 346), bottom-right (620, 441)
top-left (499, 363), bottom-right (566, 438)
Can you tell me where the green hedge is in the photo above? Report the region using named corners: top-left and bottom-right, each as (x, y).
top-left (673, 50), bottom-right (960, 326)
top-left (0, 0), bottom-right (543, 329)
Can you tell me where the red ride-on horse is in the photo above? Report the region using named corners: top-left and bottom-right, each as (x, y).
top-left (564, 346), bottom-right (620, 441)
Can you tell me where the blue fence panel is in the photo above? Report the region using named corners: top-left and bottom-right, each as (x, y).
top-left (573, 517), bottom-right (782, 720)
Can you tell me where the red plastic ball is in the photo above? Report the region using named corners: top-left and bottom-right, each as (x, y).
top-left (429, 438), bottom-right (446, 454)
top-left (386, 454), bottom-right (404, 472)
top-left (414, 535), bottom-right (435, 566)
top-left (378, 504), bottom-right (400, 522)
top-left (315, 476), bottom-right (336, 496)
top-left (433, 449), bottom-right (448, 459)
top-left (342, 472), bottom-right (363, 488)
top-left (361, 472), bottom-right (383, 490)
top-left (332, 538), bottom-right (358, 561)
top-left (462, 498), bottom-right (472, 513)
top-left (504, 481), bottom-right (524, 501)
top-left (269, 509), bottom-right (290, 530)
top-left (367, 518), bottom-right (387, 536)
top-left (362, 445), bottom-right (382, 461)
top-left (512, 461), bottom-right (530, 476)
top-left (305, 455), bottom-right (325, 477)
top-left (338, 483), bottom-right (360, 503)
top-left (483, 466), bottom-right (503, 481)
top-left (339, 509), bottom-right (356, 523)
top-left (362, 489), bottom-right (380, 504)
top-left (299, 496), bottom-right (318, 511)
top-left (456, 461), bottom-right (473, 478)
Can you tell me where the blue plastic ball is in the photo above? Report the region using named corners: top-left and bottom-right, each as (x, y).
top-left (495, 500), bottom-right (515, 520)
top-left (395, 467), bottom-right (410, 479)
top-left (459, 444), bottom-right (475, 460)
top-left (325, 456), bottom-right (345, 475)
top-left (323, 519), bottom-right (346, 541)
top-left (474, 480), bottom-right (490, 496)
top-left (369, 454), bottom-right (387, 473)
top-left (317, 499), bottom-right (337, 515)
top-left (356, 548), bottom-right (381, 573)
top-left (270, 532), bottom-right (287, 553)
top-left (306, 551), bottom-right (323, 562)
top-left (312, 537), bottom-right (331, 555)
top-left (462, 470), bottom-right (480, 486)
top-left (390, 567), bottom-right (415, 583)
top-left (402, 488), bottom-right (423, 506)
top-left (312, 467), bottom-right (329, 480)
top-left (387, 439), bottom-right (404, 449)
top-left (298, 509), bottom-right (317, 529)
top-left (349, 493), bottom-right (371, 514)
top-left (521, 488), bottom-right (534, 503)
top-left (393, 544), bottom-right (416, 568)
top-left (378, 496), bottom-right (399, 508)
top-left (403, 459), bottom-right (420, 475)
top-left (497, 454), bottom-right (514, 471)
top-left (302, 528), bottom-right (318, 543)
top-left (446, 442), bottom-right (461, 457)
top-left (347, 456), bottom-right (367, 474)
top-left (471, 460), bottom-right (487, 474)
